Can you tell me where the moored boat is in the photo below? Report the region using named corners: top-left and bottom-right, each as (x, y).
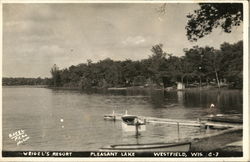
top-left (122, 115), bottom-right (145, 125)
top-left (121, 115), bottom-right (146, 132)
top-left (100, 141), bottom-right (191, 152)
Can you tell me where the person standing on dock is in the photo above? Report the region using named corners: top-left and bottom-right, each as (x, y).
top-left (208, 103), bottom-right (219, 116)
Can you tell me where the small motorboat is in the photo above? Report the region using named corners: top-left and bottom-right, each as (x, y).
top-left (100, 141), bottom-right (191, 152)
top-left (122, 115), bottom-right (145, 125)
top-left (121, 115), bottom-right (146, 132)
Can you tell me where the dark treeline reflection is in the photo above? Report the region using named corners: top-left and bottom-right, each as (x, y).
top-left (59, 88), bottom-right (242, 114)
top-left (181, 90), bottom-right (242, 113)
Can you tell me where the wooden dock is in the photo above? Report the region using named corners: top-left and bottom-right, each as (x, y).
top-left (104, 113), bottom-right (242, 129)
top-left (104, 112), bottom-right (243, 151)
top-left (140, 116), bottom-right (241, 129)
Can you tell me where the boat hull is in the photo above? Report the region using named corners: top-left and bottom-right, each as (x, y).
top-left (121, 115), bottom-right (146, 132)
top-left (100, 142), bottom-right (191, 152)
top-left (121, 122), bottom-right (146, 132)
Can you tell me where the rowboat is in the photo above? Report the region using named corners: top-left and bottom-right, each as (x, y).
top-left (100, 141), bottom-right (191, 152)
top-left (121, 115), bottom-right (146, 132)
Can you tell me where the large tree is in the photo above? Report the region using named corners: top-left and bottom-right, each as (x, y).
top-left (50, 64), bottom-right (61, 87)
top-left (186, 3), bottom-right (243, 41)
top-left (148, 44), bottom-right (168, 85)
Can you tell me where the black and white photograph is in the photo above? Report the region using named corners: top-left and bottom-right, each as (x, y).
top-left (1, 1), bottom-right (249, 161)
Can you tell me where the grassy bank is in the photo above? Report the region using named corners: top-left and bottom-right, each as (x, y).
top-left (191, 128), bottom-right (242, 152)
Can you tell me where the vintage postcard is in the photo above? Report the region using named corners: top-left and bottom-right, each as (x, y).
top-left (1, 0), bottom-right (249, 161)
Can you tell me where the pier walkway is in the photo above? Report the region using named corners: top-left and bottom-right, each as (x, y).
top-left (105, 113), bottom-right (242, 130)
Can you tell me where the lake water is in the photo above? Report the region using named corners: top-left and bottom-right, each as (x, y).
top-left (2, 87), bottom-right (242, 151)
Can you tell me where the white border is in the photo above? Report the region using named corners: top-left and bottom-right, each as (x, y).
top-left (0, 0), bottom-right (2, 160)
top-left (0, 0), bottom-right (249, 161)
top-left (243, 1), bottom-right (249, 161)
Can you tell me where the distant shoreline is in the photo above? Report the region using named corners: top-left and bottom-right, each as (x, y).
top-left (2, 85), bottom-right (49, 88)
top-left (2, 85), bottom-right (242, 92)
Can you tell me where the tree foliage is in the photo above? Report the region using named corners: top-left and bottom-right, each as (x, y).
top-left (47, 41), bottom-right (242, 90)
top-left (3, 41), bottom-right (242, 89)
top-left (220, 41), bottom-right (243, 88)
top-left (186, 3), bottom-right (243, 41)
top-left (50, 64), bottom-right (61, 87)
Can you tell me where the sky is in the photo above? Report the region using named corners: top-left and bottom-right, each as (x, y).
top-left (3, 3), bottom-right (243, 78)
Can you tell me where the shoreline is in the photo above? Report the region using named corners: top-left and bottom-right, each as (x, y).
top-left (191, 127), bottom-right (242, 153)
top-left (45, 86), bottom-right (242, 92)
top-left (2, 85), bottom-right (49, 88)
top-left (2, 85), bottom-right (243, 92)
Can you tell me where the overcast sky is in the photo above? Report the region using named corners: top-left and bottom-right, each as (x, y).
top-left (3, 3), bottom-right (243, 78)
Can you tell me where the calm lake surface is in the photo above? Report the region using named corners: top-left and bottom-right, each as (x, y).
top-left (2, 87), bottom-right (242, 151)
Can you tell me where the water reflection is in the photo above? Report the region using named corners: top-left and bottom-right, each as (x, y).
top-left (177, 91), bottom-right (184, 104)
top-left (98, 89), bottom-right (242, 114)
top-left (48, 88), bottom-right (243, 121)
top-left (83, 89), bottom-right (243, 116)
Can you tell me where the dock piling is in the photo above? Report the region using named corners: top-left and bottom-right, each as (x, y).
top-left (177, 122), bottom-right (180, 141)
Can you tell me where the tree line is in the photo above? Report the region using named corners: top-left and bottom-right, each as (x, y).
top-left (50, 41), bottom-right (243, 89)
top-left (2, 77), bottom-right (51, 86)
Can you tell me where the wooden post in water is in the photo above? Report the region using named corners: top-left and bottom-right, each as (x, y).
top-left (206, 125), bottom-right (210, 133)
top-left (177, 122), bottom-right (180, 141)
top-left (198, 118), bottom-right (202, 132)
top-left (198, 118), bottom-right (207, 133)
top-left (135, 120), bottom-right (139, 138)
